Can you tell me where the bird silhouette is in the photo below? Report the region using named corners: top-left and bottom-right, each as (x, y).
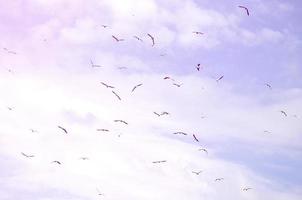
top-left (112, 91), bottom-right (121, 100)
top-left (173, 83), bottom-right (183, 87)
top-left (265, 83), bottom-right (272, 90)
top-left (79, 157), bottom-right (89, 160)
top-left (173, 132), bottom-right (187, 135)
top-left (101, 82), bottom-right (115, 89)
top-left (147, 33), bottom-right (155, 46)
top-left (238, 5), bottom-right (250, 16)
top-left (152, 160), bottom-right (166, 164)
top-left (97, 129), bottom-right (109, 132)
top-left (21, 152), bottom-right (34, 158)
top-left (114, 120), bottom-right (128, 125)
top-left (192, 31), bottom-right (204, 35)
top-left (90, 60), bottom-right (102, 68)
top-left (242, 187), bottom-right (252, 191)
top-left (192, 170), bottom-right (203, 175)
top-left (280, 110), bottom-right (287, 117)
top-left (193, 134), bottom-right (199, 142)
top-left (131, 83), bottom-right (143, 92)
top-left (133, 36), bottom-right (143, 42)
top-left (215, 178), bottom-right (224, 181)
top-left (112, 35), bottom-right (124, 42)
top-left (52, 160), bottom-right (62, 165)
top-left (58, 126), bottom-right (68, 134)
top-left (216, 75), bottom-right (224, 82)
top-left (199, 148), bottom-right (208, 154)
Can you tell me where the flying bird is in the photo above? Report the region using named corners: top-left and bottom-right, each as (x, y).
top-left (265, 83), bottom-right (272, 90)
top-left (112, 91), bottom-right (121, 100)
top-left (192, 170), bottom-right (203, 175)
top-left (192, 31), bottom-right (204, 35)
top-left (173, 132), bottom-right (188, 135)
top-left (79, 157), bottom-right (89, 160)
top-left (264, 130), bottom-right (271, 134)
top-left (133, 36), bottom-right (143, 42)
top-left (153, 112), bottom-right (161, 117)
top-left (243, 187), bottom-right (252, 191)
top-left (131, 83), bottom-right (143, 92)
top-left (193, 134), bottom-right (199, 142)
top-left (215, 178), bottom-right (224, 181)
top-left (97, 129), bottom-right (109, 132)
top-left (7, 107), bottom-right (14, 111)
top-left (21, 152), bottom-right (34, 158)
top-left (29, 129), bottom-right (38, 133)
top-left (114, 120), bottom-right (128, 125)
top-left (238, 5), bottom-right (250, 16)
top-left (199, 148), bottom-right (208, 154)
top-left (280, 110), bottom-right (287, 117)
top-left (112, 35), bottom-right (124, 42)
top-left (100, 82), bottom-right (115, 89)
top-left (100, 24), bottom-right (108, 28)
top-left (96, 188), bottom-right (104, 196)
top-left (160, 111), bottom-right (169, 116)
top-left (52, 161), bottom-right (62, 165)
top-left (147, 33), bottom-right (155, 46)
top-left (3, 48), bottom-right (17, 54)
top-left (196, 63), bottom-right (202, 71)
top-left (90, 60), bottom-right (102, 68)
top-left (58, 126), bottom-right (68, 134)
top-left (216, 75), bottom-right (224, 82)
top-left (117, 66), bottom-right (128, 70)
top-left (152, 160), bottom-right (166, 164)
top-left (164, 76), bottom-right (175, 81)
top-left (173, 83), bottom-right (183, 87)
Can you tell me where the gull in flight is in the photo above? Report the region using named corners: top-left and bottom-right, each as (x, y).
top-left (97, 129), bottom-right (109, 132)
top-left (280, 110), bottom-right (287, 117)
top-left (164, 76), bottom-right (175, 81)
top-left (216, 75), bottom-right (224, 82)
top-left (147, 33), bottom-right (155, 46)
top-left (173, 83), bottom-right (183, 87)
top-left (192, 31), bottom-right (204, 35)
top-left (238, 5), bottom-right (250, 16)
top-left (90, 60), bottom-right (102, 68)
top-left (173, 132), bottom-right (188, 135)
top-left (52, 161), bottom-right (62, 165)
top-left (152, 160), bottom-right (166, 164)
top-left (112, 91), bottom-right (121, 100)
top-left (215, 178), bottom-right (224, 181)
top-left (265, 83), bottom-right (272, 90)
top-left (193, 134), bottom-right (199, 142)
top-left (29, 129), bottom-right (38, 133)
top-left (79, 157), bottom-right (89, 160)
top-left (21, 152), bottom-right (34, 158)
top-left (192, 170), bottom-right (203, 175)
top-left (242, 187), bottom-right (252, 191)
top-left (100, 82), bottom-right (115, 89)
top-left (196, 63), bottom-right (202, 71)
top-left (153, 111), bottom-right (169, 117)
top-left (131, 83), bottom-right (143, 92)
top-left (58, 126), bottom-right (68, 134)
top-left (112, 35), bottom-right (124, 42)
top-left (3, 47), bottom-right (17, 54)
top-left (199, 148), bottom-right (208, 154)
top-left (114, 120), bottom-right (128, 125)
top-left (133, 36), bottom-right (143, 42)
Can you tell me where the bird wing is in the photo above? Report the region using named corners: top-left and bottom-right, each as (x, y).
top-left (193, 134), bottom-right (199, 142)
top-left (58, 126), bottom-right (67, 134)
top-left (147, 34), bottom-right (155, 46)
top-left (112, 91), bottom-right (121, 100)
top-left (112, 35), bottom-right (119, 41)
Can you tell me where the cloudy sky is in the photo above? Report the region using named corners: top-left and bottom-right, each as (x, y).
top-left (0, 0), bottom-right (302, 199)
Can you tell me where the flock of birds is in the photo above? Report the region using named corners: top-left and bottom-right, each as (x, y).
top-left (2, 4), bottom-right (297, 198)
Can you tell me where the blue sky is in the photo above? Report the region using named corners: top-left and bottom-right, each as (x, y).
top-left (0, 0), bottom-right (302, 199)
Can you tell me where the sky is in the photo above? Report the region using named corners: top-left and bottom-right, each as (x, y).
top-left (0, 0), bottom-right (302, 199)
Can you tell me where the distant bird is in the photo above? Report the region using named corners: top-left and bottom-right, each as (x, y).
top-left (97, 129), bottom-right (109, 132)
top-left (192, 170), bottom-right (203, 175)
top-left (216, 75), bottom-right (224, 82)
top-left (21, 152), bottom-right (34, 158)
top-left (133, 36), bottom-right (143, 42)
top-left (96, 188), bottom-right (104, 196)
top-left (112, 35), bottom-right (124, 42)
top-left (79, 157), bottom-right (89, 160)
top-left (147, 33), bottom-right (155, 46)
top-left (153, 112), bottom-right (161, 117)
top-left (238, 5), bottom-right (250, 16)
top-left (100, 24), bottom-right (108, 28)
top-left (3, 48), bottom-right (17, 54)
top-left (173, 132), bottom-right (188, 135)
top-left (131, 83), bottom-right (143, 92)
top-left (160, 111), bottom-right (169, 116)
top-left (173, 83), bottom-right (183, 87)
top-left (164, 76), bottom-right (175, 81)
top-left (193, 134), bottom-right (199, 142)
top-left (6, 68), bottom-right (14, 74)
top-left (52, 161), bottom-right (62, 165)
top-left (58, 126), bottom-right (68, 134)
top-left (159, 53), bottom-right (166, 57)
top-left (29, 129), bottom-right (38, 133)
top-left (196, 63), bottom-right (202, 71)
top-left (112, 91), bottom-right (121, 100)
top-left (243, 187), bottom-right (252, 191)
top-left (100, 82), bottom-right (115, 89)
top-left (114, 120), bottom-right (128, 125)
top-left (117, 66), bottom-right (128, 70)
top-left (264, 130), bottom-right (271, 134)
top-left (192, 31), bottom-right (204, 35)
top-left (265, 83), bottom-right (272, 90)
top-left (152, 160), bottom-right (166, 164)
top-left (280, 110), bottom-right (287, 117)
top-left (90, 60), bottom-right (102, 68)
top-left (215, 178), bottom-right (224, 181)
top-left (199, 148), bottom-right (208, 154)
top-left (7, 107), bottom-right (13, 111)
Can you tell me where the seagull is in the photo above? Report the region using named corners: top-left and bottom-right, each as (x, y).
top-left (173, 83), bottom-right (183, 87)
top-left (238, 5), bottom-right (250, 16)
top-left (265, 83), bottom-right (272, 90)
top-left (164, 76), bottom-right (175, 81)
top-left (96, 188), bottom-right (104, 196)
top-left (216, 75), bottom-right (224, 82)
top-left (199, 148), bottom-right (208, 154)
top-left (215, 178), bottom-right (224, 181)
top-left (3, 48), bottom-right (17, 54)
top-left (192, 31), bottom-right (204, 35)
top-left (114, 120), bottom-right (128, 125)
top-left (79, 157), bottom-right (89, 160)
top-left (52, 161), bottom-right (62, 165)
top-left (58, 126), bottom-right (68, 134)
top-left (192, 170), bottom-right (203, 175)
top-left (264, 130), bottom-right (271, 134)
top-left (152, 160), bottom-right (166, 164)
top-left (96, 129), bottom-right (109, 132)
top-left (100, 24), bottom-right (108, 28)
top-left (7, 107), bottom-right (14, 111)
top-left (90, 60), bottom-right (102, 68)
top-left (112, 35), bottom-right (124, 42)
top-left (21, 152), bottom-right (34, 158)
top-left (147, 33), bottom-right (155, 46)
top-left (29, 129), bottom-right (38, 133)
top-left (243, 187), bottom-right (252, 191)
top-left (153, 112), bottom-right (161, 117)
top-left (133, 36), bottom-right (143, 42)
top-left (117, 66), bottom-right (128, 70)
top-left (193, 134), bottom-right (199, 142)
top-left (160, 111), bottom-right (169, 116)
top-left (100, 82), bottom-right (115, 89)
top-left (280, 110), bottom-right (287, 117)
top-left (196, 63), bottom-right (202, 71)
top-left (173, 132), bottom-right (188, 135)
top-left (112, 91), bottom-right (121, 100)
top-left (131, 83), bottom-right (143, 92)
